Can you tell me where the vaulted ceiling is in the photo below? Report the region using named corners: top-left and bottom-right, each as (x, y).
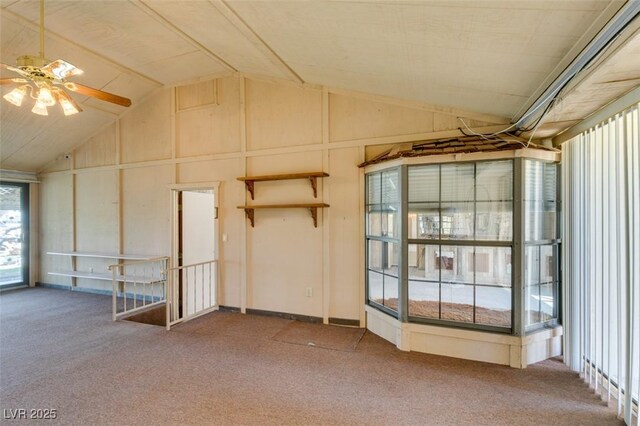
top-left (1, 0), bottom-right (638, 172)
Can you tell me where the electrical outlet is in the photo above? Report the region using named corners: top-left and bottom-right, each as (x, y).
top-left (222, 234), bottom-right (228, 242)
top-left (305, 287), bottom-right (312, 297)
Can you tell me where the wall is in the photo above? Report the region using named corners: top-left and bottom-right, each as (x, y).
top-left (38, 74), bottom-right (505, 324)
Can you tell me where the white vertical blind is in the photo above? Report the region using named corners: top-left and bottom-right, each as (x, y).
top-left (563, 102), bottom-right (639, 424)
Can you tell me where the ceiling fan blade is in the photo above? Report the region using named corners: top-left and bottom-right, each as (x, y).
top-left (41, 59), bottom-right (83, 79)
top-left (0, 78), bottom-right (21, 85)
top-left (64, 82), bottom-right (131, 107)
top-left (1, 63), bottom-right (29, 77)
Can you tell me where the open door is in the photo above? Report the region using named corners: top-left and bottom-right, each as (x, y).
top-left (181, 189), bottom-right (217, 315)
top-left (169, 183), bottom-right (219, 326)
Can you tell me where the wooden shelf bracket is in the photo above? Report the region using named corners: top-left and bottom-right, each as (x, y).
top-left (238, 203), bottom-right (329, 228)
top-left (309, 176), bottom-right (318, 198)
top-left (244, 181), bottom-right (255, 200)
top-left (308, 206), bottom-right (318, 227)
top-left (243, 208), bottom-right (255, 227)
top-left (237, 172), bottom-right (328, 200)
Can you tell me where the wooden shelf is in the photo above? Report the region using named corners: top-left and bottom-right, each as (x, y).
top-left (47, 252), bottom-right (166, 287)
top-left (48, 271), bottom-right (163, 284)
top-left (47, 251), bottom-right (154, 260)
top-left (237, 172), bottom-right (329, 199)
top-left (238, 203), bottom-right (330, 228)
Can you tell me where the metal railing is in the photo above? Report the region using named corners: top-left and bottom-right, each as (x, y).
top-left (165, 259), bottom-right (218, 330)
top-left (109, 257), bottom-right (169, 322)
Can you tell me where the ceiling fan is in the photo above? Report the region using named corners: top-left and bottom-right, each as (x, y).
top-left (0, 0), bottom-right (131, 116)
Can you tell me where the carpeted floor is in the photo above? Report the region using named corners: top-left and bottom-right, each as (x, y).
top-left (0, 287), bottom-right (622, 425)
top-left (272, 320), bottom-right (365, 352)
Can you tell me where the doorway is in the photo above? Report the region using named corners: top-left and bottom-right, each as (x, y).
top-left (0, 182), bottom-right (29, 289)
top-left (170, 184), bottom-right (219, 323)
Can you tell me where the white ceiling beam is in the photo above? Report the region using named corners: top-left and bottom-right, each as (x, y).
top-left (1, 1), bottom-right (20, 9)
top-left (132, 1), bottom-right (238, 73)
top-left (553, 84), bottom-right (640, 146)
top-left (0, 7), bottom-right (163, 88)
top-left (511, 0), bottom-right (627, 123)
top-left (210, 0), bottom-right (304, 84)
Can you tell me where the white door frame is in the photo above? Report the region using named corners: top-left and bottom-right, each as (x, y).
top-left (169, 181), bottom-right (221, 304)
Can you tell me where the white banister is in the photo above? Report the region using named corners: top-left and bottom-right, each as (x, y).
top-left (109, 257), bottom-right (169, 322)
top-left (164, 259), bottom-right (218, 330)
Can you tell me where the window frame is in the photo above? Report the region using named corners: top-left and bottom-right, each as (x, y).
top-left (365, 156), bottom-right (562, 336)
top-left (0, 181), bottom-right (30, 290)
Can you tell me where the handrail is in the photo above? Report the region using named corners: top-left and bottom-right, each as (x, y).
top-left (164, 259), bottom-right (218, 272)
top-left (108, 256), bottom-right (169, 270)
top-left (165, 258), bottom-right (218, 330)
top-left (111, 257), bottom-right (169, 322)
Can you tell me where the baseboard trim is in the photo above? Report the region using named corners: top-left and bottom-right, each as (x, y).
top-left (328, 317), bottom-right (360, 327)
top-left (34, 284), bottom-right (358, 327)
top-left (37, 281), bottom-right (110, 296)
top-left (246, 308), bottom-right (322, 324)
top-left (0, 284), bottom-right (29, 293)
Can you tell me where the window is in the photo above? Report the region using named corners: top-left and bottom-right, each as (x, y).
top-left (366, 169), bottom-right (400, 313)
top-left (366, 157), bottom-right (560, 334)
top-left (524, 159), bottom-right (559, 329)
top-left (406, 160), bottom-right (513, 329)
top-left (0, 182), bottom-right (29, 289)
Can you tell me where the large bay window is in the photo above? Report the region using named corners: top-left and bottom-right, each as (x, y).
top-left (366, 153), bottom-right (560, 335)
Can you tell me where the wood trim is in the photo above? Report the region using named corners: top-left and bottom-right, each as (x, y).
top-left (211, 1), bottom-right (304, 83)
top-left (237, 203), bottom-right (329, 208)
top-left (237, 172), bottom-right (328, 181)
top-left (134, 1), bottom-right (238, 72)
top-left (322, 87), bottom-right (330, 324)
top-left (38, 125), bottom-right (516, 178)
top-left (363, 148), bottom-right (559, 174)
top-left (239, 76), bottom-right (248, 314)
top-left (238, 172), bottom-right (329, 199)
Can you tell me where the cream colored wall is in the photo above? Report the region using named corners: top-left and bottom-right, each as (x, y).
top-left (37, 74), bottom-right (505, 323)
top-left (39, 174), bottom-right (73, 286)
top-left (75, 170), bottom-right (118, 290)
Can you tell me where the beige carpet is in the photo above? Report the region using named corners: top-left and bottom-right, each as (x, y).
top-left (272, 321), bottom-right (365, 352)
top-left (0, 288), bottom-right (622, 425)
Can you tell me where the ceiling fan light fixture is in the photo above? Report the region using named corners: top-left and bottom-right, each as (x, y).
top-left (56, 90), bottom-right (81, 116)
top-left (36, 86), bottom-right (56, 106)
top-left (3, 85), bottom-right (28, 107)
top-left (59, 98), bottom-right (79, 116)
top-left (31, 100), bottom-right (48, 116)
top-left (0, 0), bottom-right (131, 116)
